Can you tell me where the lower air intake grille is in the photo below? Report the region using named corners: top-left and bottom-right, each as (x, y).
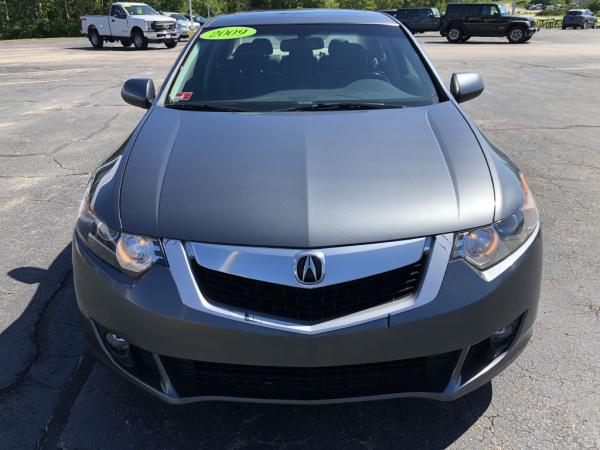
top-left (161, 351), bottom-right (460, 400)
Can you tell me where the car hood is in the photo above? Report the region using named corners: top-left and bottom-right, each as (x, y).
top-left (507, 14), bottom-right (534, 21)
top-left (134, 15), bottom-right (174, 23)
top-left (120, 101), bottom-right (495, 248)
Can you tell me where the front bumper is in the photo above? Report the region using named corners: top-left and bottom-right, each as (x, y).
top-left (144, 31), bottom-right (179, 42)
top-left (73, 231), bottom-right (542, 404)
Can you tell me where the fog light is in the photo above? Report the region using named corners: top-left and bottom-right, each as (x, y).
top-left (105, 332), bottom-right (129, 357)
top-left (490, 320), bottom-right (519, 356)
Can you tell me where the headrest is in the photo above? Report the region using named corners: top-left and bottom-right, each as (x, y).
top-left (252, 38), bottom-right (273, 55)
top-left (327, 39), bottom-right (346, 56)
top-left (280, 37), bottom-right (325, 53)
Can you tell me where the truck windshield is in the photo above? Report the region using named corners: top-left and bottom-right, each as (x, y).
top-left (166, 24), bottom-right (440, 112)
top-left (498, 4), bottom-right (509, 15)
top-left (125, 5), bottom-right (159, 16)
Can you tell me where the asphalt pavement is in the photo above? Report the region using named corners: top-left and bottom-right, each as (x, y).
top-left (0, 30), bottom-right (599, 449)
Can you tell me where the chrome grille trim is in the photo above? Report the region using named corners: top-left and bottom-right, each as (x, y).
top-left (163, 234), bottom-right (453, 335)
top-left (186, 237), bottom-right (427, 289)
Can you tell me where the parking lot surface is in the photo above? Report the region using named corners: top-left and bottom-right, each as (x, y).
top-left (1, 30), bottom-right (599, 449)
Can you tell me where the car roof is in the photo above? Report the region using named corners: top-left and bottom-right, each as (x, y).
top-left (206, 9), bottom-right (397, 27)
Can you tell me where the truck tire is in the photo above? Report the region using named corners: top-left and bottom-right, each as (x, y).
top-left (89, 29), bottom-right (104, 49)
top-left (165, 39), bottom-right (178, 49)
top-left (121, 39), bottom-right (132, 48)
top-left (132, 30), bottom-right (148, 50)
top-left (507, 26), bottom-right (527, 43)
top-left (446, 25), bottom-right (463, 43)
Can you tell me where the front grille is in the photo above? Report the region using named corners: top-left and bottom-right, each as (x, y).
top-left (161, 351), bottom-right (460, 400)
top-left (192, 258), bottom-right (425, 323)
top-left (152, 22), bottom-right (175, 31)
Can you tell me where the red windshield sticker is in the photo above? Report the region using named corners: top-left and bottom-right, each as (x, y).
top-left (174, 92), bottom-right (193, 101)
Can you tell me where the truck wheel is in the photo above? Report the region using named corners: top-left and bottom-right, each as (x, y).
top-left (121, 39), bottom-right (132, 48)
top-left (446, 26), bottom-right (463, 43)
top-left (507, 26), bottom-right (526, 43)
top-left (165, 39), bottom-right (178, 49)
top-left (89, 29), bottom-right (104, 49)
top-left (132, 30), bottom-right (148, 50)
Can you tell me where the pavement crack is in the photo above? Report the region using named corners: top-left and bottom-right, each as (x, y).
top-left (0, 173), bottom-right (90, 179)
top-left (0, 111), bottom-right (122, 158)
top-left (0, 269), bottom-right (72, 397)
top-left (479, 124), bottom-right (600, 132)
top-left (36, 353), bottom-right (95, 450)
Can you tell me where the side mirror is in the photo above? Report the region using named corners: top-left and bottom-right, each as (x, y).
top-left (121, 78), bottom-right (155, 109)
top-left (450, 72), bottom-right (484, 103)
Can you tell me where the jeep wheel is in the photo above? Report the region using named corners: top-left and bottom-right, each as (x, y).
top-left (121, 39), bottom-right (132, 48)
top-left (89, 29), bottom-right (104, 49)
top-left (165, 39), bottom-right (178, 49)
top-left (132, 30), bottom-right (148, 50)
top-left (446, 26), bottom-right (463, 43)
top-left (507, 26), bottom-right (526, 43)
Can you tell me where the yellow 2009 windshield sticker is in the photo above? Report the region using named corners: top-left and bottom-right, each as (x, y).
top-left (200, 27), bottom-right (257, 40)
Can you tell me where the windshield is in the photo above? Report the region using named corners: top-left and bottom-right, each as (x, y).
top-left (170, 13), bottom-right (187, 21)
top-left (166, 24), bottom-right (441, 112)
top-left (567, 10), bottom-right (582, 15)
top-left (125, 5), bottom-right (159, 16)
top-left (498, 4), bottom-right (509, 15)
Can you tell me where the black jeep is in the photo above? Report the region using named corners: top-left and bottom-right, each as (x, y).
top-left (393, 8), bottom-right (441, 33)
top-left (440, 3), bottom-right (538, 43)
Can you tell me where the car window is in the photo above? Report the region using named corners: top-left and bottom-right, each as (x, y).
top-left (170, 13), bottom-right (187, 21)
top-left (125, 5), bottom-right (159, 16)
top-left (432, 8), bottom-right (441, 17)
top-left (482, 5), bottom-right (500, 17)
top-left (409, 10), bottom-right (419, 17)
top-left (110, 5), bottom-right (124, 17)
top-left (464, 5), bottom-right (481, 16)
top-left (567, 10), bottom-right (582, 15)
top-left (166, 23), bottom-right (441, 111)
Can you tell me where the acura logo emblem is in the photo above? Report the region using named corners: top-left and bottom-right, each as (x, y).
top-left (294, 252), bottom-right (325, 285)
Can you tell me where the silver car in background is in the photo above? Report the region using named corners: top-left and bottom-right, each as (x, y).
top-left (162, 11), bottom-right (200, 39)
top-left (73, 9), bottom-right (542, 404)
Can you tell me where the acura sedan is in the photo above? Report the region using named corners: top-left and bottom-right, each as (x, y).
top-left (73, 9), bottom-right (542, 404)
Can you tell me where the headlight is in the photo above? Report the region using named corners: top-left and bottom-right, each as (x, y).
top-left (146, 22), bottom-right (154, 31)
top-left (76, 185), bottom-right (164, 276)
top-left (452, 174), bottom-right (539, 270)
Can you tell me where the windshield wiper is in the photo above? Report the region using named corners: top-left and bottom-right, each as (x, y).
top-left (277, 102), bottom-right (405, 112)
top-left (165, 103), bottom-right (249, 112)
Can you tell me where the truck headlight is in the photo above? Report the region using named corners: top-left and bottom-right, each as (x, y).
top-left (76, 184), bottom-right (164, 276)
top-left (452, 174), bottom-right (539, 270)
top-left (146, 22), bottom-right (154, 32)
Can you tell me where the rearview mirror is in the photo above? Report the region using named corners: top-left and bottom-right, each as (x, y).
top-left (450, 72), bottom-right (484, 103)
top-left (121, 78), bottom-right (155, 109)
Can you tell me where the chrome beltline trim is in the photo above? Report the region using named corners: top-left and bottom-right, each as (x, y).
top-left (163, 234), bottom-right (453, 335)
top-left (186, 237), bottom-right (427, 288)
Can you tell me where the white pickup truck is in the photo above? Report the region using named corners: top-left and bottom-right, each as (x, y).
top-left (80, 2), bottom-right (179, 50)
